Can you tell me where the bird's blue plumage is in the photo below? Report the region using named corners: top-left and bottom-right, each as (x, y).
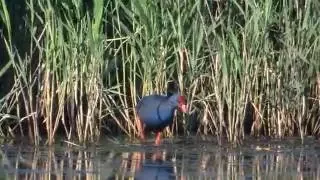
top-left (136, 93), bottom-right (179, 132)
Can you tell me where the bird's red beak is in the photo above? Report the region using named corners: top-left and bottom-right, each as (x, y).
top-left (179, 104), bottom-right (188, 113)
top-left (178, 96), bottom-right (188, 113)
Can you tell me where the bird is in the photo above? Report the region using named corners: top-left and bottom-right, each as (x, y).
top-left (136, 93), bottom-right (188, 145)
top-left (134, 151), bottom-right (176, 180)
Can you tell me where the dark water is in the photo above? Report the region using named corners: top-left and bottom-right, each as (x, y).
top-left (1, 136), bottom-right (320, 180)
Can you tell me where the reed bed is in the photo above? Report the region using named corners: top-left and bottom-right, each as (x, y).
top-left (0, 0), bottom-right (319, 145)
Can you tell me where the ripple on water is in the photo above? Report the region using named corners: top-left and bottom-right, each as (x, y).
top-left (0, 136), bottom-right (320, 179)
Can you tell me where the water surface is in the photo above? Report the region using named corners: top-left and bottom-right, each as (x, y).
top-left (1, 136), bottom-right (320, 179)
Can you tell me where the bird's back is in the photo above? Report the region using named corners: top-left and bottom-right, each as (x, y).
top-left (136, 95), bottom-right (176, 131)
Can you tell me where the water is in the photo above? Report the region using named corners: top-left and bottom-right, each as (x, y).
top-left (1, 136), bottom-right (320, 180)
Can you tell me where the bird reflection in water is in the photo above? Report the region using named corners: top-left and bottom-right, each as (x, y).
top-left (114, 149), bottom-right (186, 180)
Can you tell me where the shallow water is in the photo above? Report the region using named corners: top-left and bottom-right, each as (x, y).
top-left (1, 136), bottom-right (320, 180)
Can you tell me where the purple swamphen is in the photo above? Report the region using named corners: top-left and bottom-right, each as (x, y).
top-left (136, 93), bottom-right (188, 145)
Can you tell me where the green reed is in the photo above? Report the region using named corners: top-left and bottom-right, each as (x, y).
top-left (0, 0), bottom-right (319, 145)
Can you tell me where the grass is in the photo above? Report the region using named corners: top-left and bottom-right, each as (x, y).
top-left (0, 0), bottom-right (319, 145)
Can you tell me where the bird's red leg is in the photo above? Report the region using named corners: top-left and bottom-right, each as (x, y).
top-left (155, 132), bottom-right (161, 145)
top-left (136, 116), bottom-right (145, 140)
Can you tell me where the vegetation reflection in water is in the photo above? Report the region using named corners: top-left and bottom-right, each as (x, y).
top-left (0, 137), bottom-right (320, 180)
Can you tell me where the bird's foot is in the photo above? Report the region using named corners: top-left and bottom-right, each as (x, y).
top-left (140, 132), bottom-right (145, 140)
top-left (155, 132), bottom-right (161, 146)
